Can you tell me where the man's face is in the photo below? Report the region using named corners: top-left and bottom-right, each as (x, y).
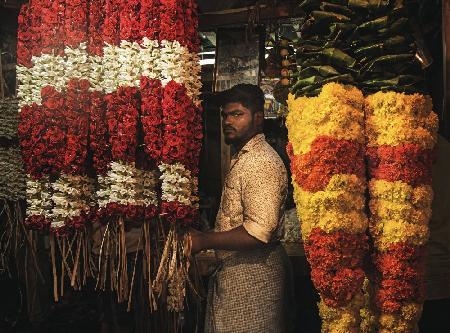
top-left (221, 102), bottom-right (261, 145)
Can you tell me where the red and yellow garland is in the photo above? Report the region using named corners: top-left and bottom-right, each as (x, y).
top-left (365, 91), bottom-right (438, 332)
top-left (287, 83), bottom-right (369, 332)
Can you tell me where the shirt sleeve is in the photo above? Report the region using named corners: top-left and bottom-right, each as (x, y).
top-left (242, 157), bottom-right (287, 243)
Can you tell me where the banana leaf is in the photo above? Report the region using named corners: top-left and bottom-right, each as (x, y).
top-left (355, 16), bottom-right (389, 33)
top-left (297, 56), bottom-right (324, 68)
top-left (361, 75), bottom-right (422, 87)
top-left (353, 36), bottom-right (410, 58)
top-left (378, 17), bottom-right (409, 35)
top-left (347, 0), bottom-right (390, 11)
top-left (327, 23), bottom-right (357, 39)
top-left (312, 11), bottom-right (351, 23)
top-left (296, 44), bottom-right (324, 54)
top-left (293, 73), bottom-right (354, 96)
top-left (299, 65), bottom-right (340, 77)
top-left (299, 0), bottom-right (321, 9)
top-left (320, 2), bottom-right (354, 16)
top-left (359, 54), bottom-right (414, 73)
top-left (300, 17), bottom-right (332, 36)
top-left (321, 48), bottom-right (357, 68)
top-left (292, 75), bottom-right (325, 90)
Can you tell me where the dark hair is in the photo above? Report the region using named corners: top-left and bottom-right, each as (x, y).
top-left (219, 84), bottom-right (265, 115)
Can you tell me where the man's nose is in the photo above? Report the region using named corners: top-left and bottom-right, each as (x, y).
top-left (223, 115), bottom-right (232, 126)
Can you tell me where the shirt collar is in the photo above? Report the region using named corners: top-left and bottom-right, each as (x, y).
top-left (232, 134), bottom-right (265, 160)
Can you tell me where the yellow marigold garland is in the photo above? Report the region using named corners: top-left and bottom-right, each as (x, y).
top-left (365, 91), bottom-right (437, 332)
top-left (287, 83), bottom-right (369, 332)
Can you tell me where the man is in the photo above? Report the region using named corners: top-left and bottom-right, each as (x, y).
top-left (190, 84), bottom-right (292, 333)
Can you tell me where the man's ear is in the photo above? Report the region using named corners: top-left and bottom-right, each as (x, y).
top-left (254, 111), bottom-right (264, 129)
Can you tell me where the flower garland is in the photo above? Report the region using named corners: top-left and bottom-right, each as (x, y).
top-left (140, 0), bottom-right (160, 40)
top-left (287, 83), bottom-right (368, 332)
top-left (365, 91), bottom-right (438, 332)
top-left (17, 0), bottom-right (202, 312)
top-left (152, 0), bottom-right (202, 313)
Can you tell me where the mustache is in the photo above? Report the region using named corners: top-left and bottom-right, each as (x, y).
top-left (223, 126), bottom-right (235, 131)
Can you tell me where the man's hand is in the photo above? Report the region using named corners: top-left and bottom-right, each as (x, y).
top-left (188, 226), bottom-right (265, 254)
top-left (189, 228), bottom-right (205, 255)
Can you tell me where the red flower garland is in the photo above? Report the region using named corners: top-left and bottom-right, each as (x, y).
top-left (63, 79), bottom-right (91, 175)
top-left (105, 86), bottom-right (140, 163)
top-left (159, 0), bottom-right (187, 46)
top-left (140, 77), bottom-right (163, 164)
top-left (90, 91), bottom-right (111, 175)
top-left (18, 87), bottom-right (66, 178)
top-left (26, 214), bottom-right (51, 231)
top-left (119, 0), bottom-right (141, 42)
top-left (64, 0), bottom-right (88, 48)
top-left (40, 0), bottom-right (64, 54)
top-left (304, 228), bottom-right (368, 307)
top-left (184, 0), bottom-right (200, 52)
top-left (30, 0), bottom-right (43, 57)
top-left (367, 144), bottom-right (433, 186)
top-left (289, 136), bottom-right (365, 192)
top-left (17, 4), bottom-right (33, 67)
top-left (162, 80), bottom-right (203, 174)
top-left (87, 0), bottom-right (105, 56)
top-left (103, 0), bottom-right (120, 45)
top-left (373, 243), bottom-right (426, 313)
top-left (140, 0), bottom-right (160, 40)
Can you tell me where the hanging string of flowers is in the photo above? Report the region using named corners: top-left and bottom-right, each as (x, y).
top-left (17, 0), bottom-right (202, 314)
top-left (365, 91), bottom-right (438, 332)
top-left (287, 83), bottom-right (369, 332)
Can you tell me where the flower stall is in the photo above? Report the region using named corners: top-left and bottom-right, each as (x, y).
top-left (0, 0), bottom-right (449, 332)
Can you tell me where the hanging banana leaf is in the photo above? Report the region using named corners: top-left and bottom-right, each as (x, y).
top-left (320, 2), bottom-right (354, 16)
top-left (299, 65), bottom-right (340, 77)
top-left (292, 75), bottom-right (325, 90)
top-left (347, 0), bottom-right (390, 11)
top-left (355, 15), bottom-right (389, 33)
top-left (293, 73), bottom-right (354, 96)
top-left (378, 17), bottom-right (409, 35)
top-left (299, 0), bottom-right (321, 9)
top-left (312, 10), bottom-right (351, 23)
top-left (297, 56), bottom-right (324, 68)
top-left (321, 48), bottom-right (356, 68)
top-left (327, 22), bottom-right (357, 39)
top-left (359, 53), bottom-right (414, 73)
top-left (361, 74), bottom-right (422, 88)
top-left (353, 36), bottom-right (410, 58)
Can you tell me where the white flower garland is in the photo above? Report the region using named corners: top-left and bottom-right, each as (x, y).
top-left (159, 163), bottom-right (197, 206)
top-left (16, 65), bottom-right (33, 108)
top-left (26, 175), bottom-right (53, 219)
top-left (50, 174), bottom-right (95, 229)
top-left (18, 39), bottom-right (201, 105)
top-left (99, 161), bottom-right (159, 208)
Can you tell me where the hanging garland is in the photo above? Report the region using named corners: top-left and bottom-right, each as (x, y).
top-left (287, 83), bottom-right (369, 332)
top-left (365, 91), bottom-right (438, 332)
top-left (17, 0), bottom-right (202, 313)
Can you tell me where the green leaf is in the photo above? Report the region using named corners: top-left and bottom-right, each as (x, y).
top-left (299, 65), bottom-right (340, 77)
top-left (321, 48), bottom-right (357, 68)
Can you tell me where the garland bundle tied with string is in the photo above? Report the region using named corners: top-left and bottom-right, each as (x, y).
top-left (17, 0), bottom-right (202, 321)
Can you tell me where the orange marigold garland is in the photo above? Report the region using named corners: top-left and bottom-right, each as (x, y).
top-left (287, 83), bottom-right (369, 332)
top-left (365, 91), bottom-right (438, 333)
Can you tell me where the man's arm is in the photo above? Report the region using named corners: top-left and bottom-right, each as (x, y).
top-left (190, 226), bottom-right (265, 254)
